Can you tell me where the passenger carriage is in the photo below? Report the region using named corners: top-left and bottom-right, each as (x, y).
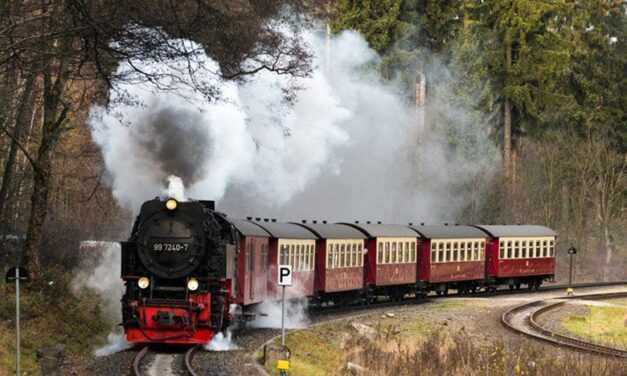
top-left (228, 218), bottom-right (271, 306)
top-left (475, 225), bottom-right (556, 290)
top-left (410, 225), bottom-right (487, 295)
top-left (297, 222), bottom-right (367, 304)
top-left (345, 223), bottom-right (419, 300)
top-left (254, 221), bottom-right (317, 299)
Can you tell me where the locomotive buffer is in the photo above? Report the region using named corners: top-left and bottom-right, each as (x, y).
top-left (277, 265), bottom-right (292, 374)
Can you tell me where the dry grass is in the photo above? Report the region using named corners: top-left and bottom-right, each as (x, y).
top-left (346, 330), bottom-right (627, 376)
top-left (562, 299), bottom-right (627, 350)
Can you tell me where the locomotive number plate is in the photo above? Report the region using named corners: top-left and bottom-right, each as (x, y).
top-left (152, 243), bottom-right (190, 252)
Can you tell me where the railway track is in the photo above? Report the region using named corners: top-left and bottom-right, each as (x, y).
top-left (132, 345), bottom-right (201, 375)
top-left (502, 291), bottom-right (627, 358)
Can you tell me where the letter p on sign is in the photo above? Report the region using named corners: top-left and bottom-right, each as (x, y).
top-left (278, 265), bottom-right (292, 286)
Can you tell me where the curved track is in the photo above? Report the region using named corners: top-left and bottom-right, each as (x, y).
top-left (132, 345), bottom-right (200, 375)
top-left (502, 291), bottom-right (627, 358)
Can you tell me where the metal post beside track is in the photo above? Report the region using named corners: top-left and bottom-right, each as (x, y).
top-left (568, 246), bottom-right (577, 287)
top-left (281, 284), bottom-right (286, 346)
top-left (277, 265), bottom-right (292, 374)
top-left (15, 267), bottom-right (20, 376)
top-left (5, 265), bottom-right (29, 376)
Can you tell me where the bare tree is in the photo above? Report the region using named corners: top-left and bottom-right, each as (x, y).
top-left (0, 0), bottom-right (316, 278)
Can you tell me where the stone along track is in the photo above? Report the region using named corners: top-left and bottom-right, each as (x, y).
top-left (502, 291), bottom-right (627, 358)
top-left (132, 345), bottom-right (201, 376)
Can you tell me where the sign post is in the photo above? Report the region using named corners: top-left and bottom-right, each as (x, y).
top-left (567, 246), bottom-right (577, 287)
top-left (6, 266), bottom-right (29, 376)
top-left (277, 265), bottom-right (292, 374)
top-left (277, 265), bottom-right (292, 346)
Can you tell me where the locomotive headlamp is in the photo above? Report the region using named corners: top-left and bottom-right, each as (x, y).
top-left (187, 277), bottom-right (199, 291)
top-left (165, 198), bottom-right (178, 211)
top-left (138, 277), bottom-right (150, 289)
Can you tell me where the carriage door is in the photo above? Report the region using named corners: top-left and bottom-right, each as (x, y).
top-left (248, 241), bottom-right (255, 300)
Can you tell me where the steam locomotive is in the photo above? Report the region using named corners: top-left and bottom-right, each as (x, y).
top-left (120, 197), bottom-right (556, 345)
top-left (121, 198), bottom-right (237, 344)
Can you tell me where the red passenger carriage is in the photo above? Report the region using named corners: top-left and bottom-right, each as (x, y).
top-left (475, 225), bottom-right (556, 290)
top-left (297, 222), bottom-right (367, 304)
top-left (411, 225), bottom-right (487, 295)
top-left (345, 223), bottom-right (419, 300)
top-left (254, 221), bottom-right (317, 299)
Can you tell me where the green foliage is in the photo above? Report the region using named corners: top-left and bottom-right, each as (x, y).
top-left (331, 0), bottom-right (403, 53)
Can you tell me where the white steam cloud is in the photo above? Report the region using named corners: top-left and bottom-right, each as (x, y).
top-left (89, 28), bottom-right (497, 223)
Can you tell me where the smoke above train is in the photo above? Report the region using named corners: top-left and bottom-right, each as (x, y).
top-left (89, 28), bottom-right (497, 224)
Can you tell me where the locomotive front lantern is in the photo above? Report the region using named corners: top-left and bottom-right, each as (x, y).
top-left (165, 198), bottom-right (178, 210)
top-left (138, 277), bottom-right (150, 289)
top-left (187, 277), bottom-right (199, 291)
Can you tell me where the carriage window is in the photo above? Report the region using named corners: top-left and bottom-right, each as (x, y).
top-left (383, 242), bottom-right (389, 263)
top-left (378, 242), bottom-right (383, 264)
top-left (310, 245), bottom-right (315, 270)
top-left (329, 244), bottom-right (334, 269)
top-left (514, 241), bottom-right (519, 258)
top-left (401, 242), bottom-right (407, 263)
top-left (411, 242), bottom-right (416, 262)
top-left (351, 243), bottom-right (357, 267)
top-left (536, 240), bottom-right (541, 258)
top-left (390, 242), bottom-right (396, 263)
top-left (549, 240), bottom-right (555, 257)
top-left (431, 244), bottom-right (437, 263)
top-left (445, 243), bottom-right (451, 262)
top-left (306, 245), bottom-right (311, 270)
top-left (340, 244), bottom-right (345, 268)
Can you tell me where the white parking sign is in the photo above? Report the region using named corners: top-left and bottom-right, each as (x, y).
top-left (278, 265), bottom-right (292, 286)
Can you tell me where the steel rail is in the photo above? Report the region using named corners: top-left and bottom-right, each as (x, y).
top-left (502, 291), bottom-right (627, 358)
top-left (132, 346), bottom-right (149, 376)
top-left (184, 345), bottom-right (200, 376)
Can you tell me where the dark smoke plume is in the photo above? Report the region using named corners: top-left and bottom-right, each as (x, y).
top-left (136, 107), bottom-right (211, 186)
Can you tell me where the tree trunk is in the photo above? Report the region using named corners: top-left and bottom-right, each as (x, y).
top-left (503, 42), bottom-right (513, 184)
top-left (0, 75), bottom-right (35, 230)
top-left (22, 68), bottom-right (68, 277)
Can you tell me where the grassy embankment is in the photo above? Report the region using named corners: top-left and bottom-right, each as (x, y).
top-left (0, 270), bottom-right (110, 375)
top-left (258, 300), bottom-right (626, 376)
top-left (562, 298), bottom-right (627, 349)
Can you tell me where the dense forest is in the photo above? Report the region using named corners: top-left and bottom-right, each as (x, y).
top-left (0, 1), bottom-right (624, 283)
top-left (0, 0), bottom-right (624, 373)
